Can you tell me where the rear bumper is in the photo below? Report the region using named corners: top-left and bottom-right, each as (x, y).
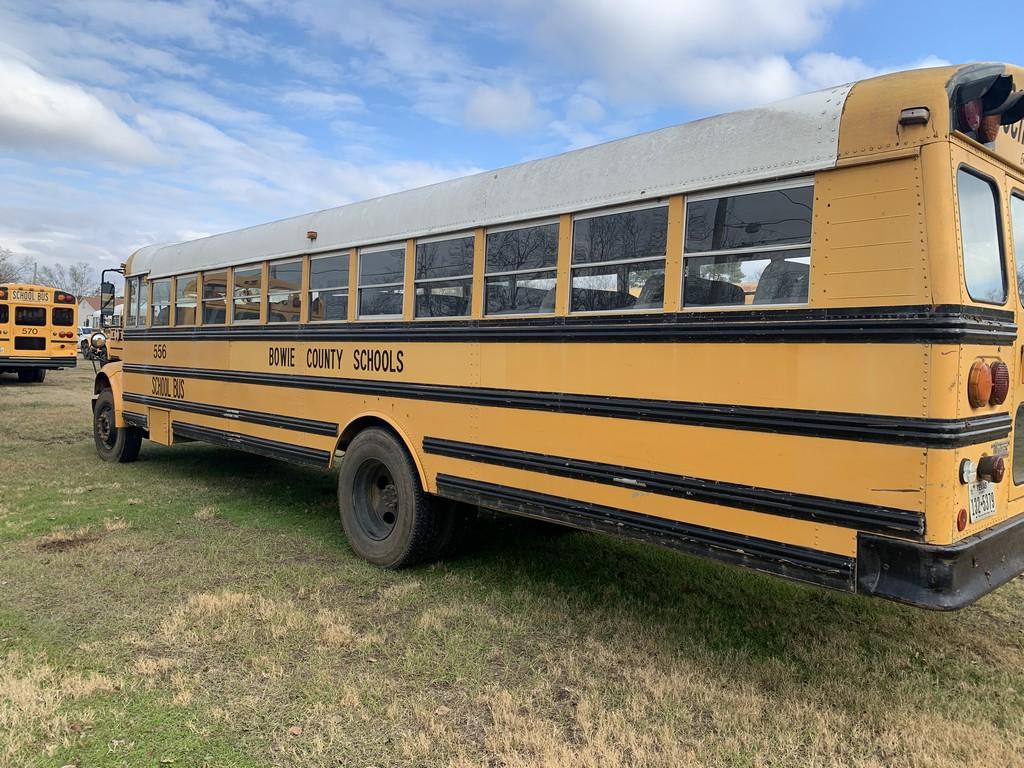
top-left (0, 356), bottom-right (77, 370)
top-left (857, 512), bottom-right (1024, 610)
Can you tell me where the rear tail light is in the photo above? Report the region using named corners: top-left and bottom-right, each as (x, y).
top-left (968, 360), bottom-right (993, 407)
top-left (978, 455), bottom-right (1006, 483)
top-left (957, 507), bottom-right (968, 532)
top-left (990, 361), bottom-right (1010, 405)
top-left (958, 99), bottom-right (983, 133)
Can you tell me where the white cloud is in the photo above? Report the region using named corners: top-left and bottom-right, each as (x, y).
top-left (464, 82), bottom-right (544, 134)
top-left (0, 58), bottom-right (159, 163)
top-left (278, 89), bottom-right (365, 115)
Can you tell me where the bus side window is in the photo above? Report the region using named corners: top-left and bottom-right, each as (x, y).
top-left (570, 204), bottom-right (667, 313)
top-left (151, 279), bottom-right (171, 326)
top-left (358, 246), bottom-right (405, 319)
top-left (310, 253), bottom-right (349, 321)
top-left (484, 221), bottom-right (559, 316)
top-left (683, 182), bottom-right (813, 308)
top-left (1011, 193), bottom-right (1024, 307)
top-left (268, 259), bottom-right (302, 324)
top-left (232, 266), bottom-right (263, 322)
top-left (203, 271), bottom-right (228, 324)
top-left (414, 234), bottom-right (474, 318)
top-left (0, 304), bottom-right (7, 324)
top-left (175, 274), bottom-right (198, 326)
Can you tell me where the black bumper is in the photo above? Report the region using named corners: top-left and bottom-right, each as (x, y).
top-left (0, 356), bottom-right (77, 370)
top-left (858, 513), bottom-right (1024, 610)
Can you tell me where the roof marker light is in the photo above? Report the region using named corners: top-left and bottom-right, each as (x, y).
top-left (899, 107), bottom-right (930, 126)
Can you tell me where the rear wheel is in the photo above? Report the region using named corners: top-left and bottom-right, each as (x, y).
top-left (17, 368), bottom-right (45, 383)
top-left (337, 428), bottom-right (446, 568)
top-left (93, 388), bottom-right (142, 463)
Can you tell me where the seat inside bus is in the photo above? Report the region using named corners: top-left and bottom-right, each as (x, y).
top-left (753, 259), bottom-right (809, 305)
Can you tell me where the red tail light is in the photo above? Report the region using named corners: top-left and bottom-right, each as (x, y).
top-left (958, 99), bottom-right (983, 133)
top-left (990, 361), bottom-right (1010, 405)
top-left (978, 455), bottom-right (1006, 483)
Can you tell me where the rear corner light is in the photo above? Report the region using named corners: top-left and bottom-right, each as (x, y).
top-left (978, 455), bottom-right (1006, 483)
top-left (958, 99), bottom-right (983, 133)
top-left (979, 114), bottom-right (1002, 143)
top-left (957, 507), bottom-right (968, 532)
top-left (989, 361), bottom-right (1010, 405)
top-left (0, 287), bottom-right (6, 300)
top-left (968, 360), bottom-right (993, 408)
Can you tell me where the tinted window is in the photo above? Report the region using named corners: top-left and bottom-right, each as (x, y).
top-left (486, 271), bottom-right (557, 315)
top-left (958, 169), bottom-right (1005, 304)
top-left (310, 253), bottom-right (349, 322)
top-left (1010, 194), bottom-right (1024, 306)
top-left (53, 307), bottom-right (74, 326)
top-left (486, 224), bottom-right (558, 272)
top-left (685, 186), bottom-right (813, 253)
top-left (415, 236), bottom-right (473, 318)
top-left (359, 248), bottom-right (405, 287)
top-left (683, 184), bottom-right (813, 307)
top-left (203, 271), bottom-right (228, 324)
top-left (573, 207), bottom-right (667, 264)
top-left (15, 307), bottom-right (45, 325)
top-left (359, 248), bottom-right (405, 318)
top-left (0, 304), bottom-right (7, 323)
top-left (416, 236), bottom-right (474, 281)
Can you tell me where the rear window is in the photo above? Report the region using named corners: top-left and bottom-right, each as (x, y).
top-left (15, 307), bottom-right (46, 326)
top-left (957, 168), bottom-right (1006, 304)
top-left (53, 307), bottom-right (74, 326)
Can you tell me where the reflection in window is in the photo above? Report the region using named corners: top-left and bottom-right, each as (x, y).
top-left (359, 246), bottom-right (405, 318)
top-left (137, 279), bottom-right (148, 326)
top-left (151, 279), bottom-right (171, 326)
top-left (53, 307), bottom-right (74, 326)
top-left (1012, 195), bottom-right (1024, 306)
top-left (310, 253), bottom-right (349, 321)
top-left (232, 266), bottom-right (262, 322)
top-left (415, 235), bottom-right (473, 318)
top-left (683, 183), bottom-right (813, 307)
top-left (571, 205), bottom-right (667, 312)
top-left (203, 271), bottom-right (228, 324)
top-left (175, 274), bottom-right (198, 325)
top-left (485, 222), bottom-right (558, 315)
top-left (268, 260), bottom-right (302, 323)
top-left (958, 169), bottom-right (1005, 304)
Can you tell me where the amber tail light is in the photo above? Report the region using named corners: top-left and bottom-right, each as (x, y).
top-left (968, 360), bottom-right (993, 408)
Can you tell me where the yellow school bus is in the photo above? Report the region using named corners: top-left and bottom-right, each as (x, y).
top-left (0, 283), bottom-right (78, 382)
top-left (89, 63), bottom-right (1024, 609)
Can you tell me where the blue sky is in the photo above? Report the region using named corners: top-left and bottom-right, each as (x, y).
top-left (0, 0), bottom-right (1014, 272)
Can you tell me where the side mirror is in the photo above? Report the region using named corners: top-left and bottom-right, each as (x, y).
top-left (100, 282), bottom-right (116, 326)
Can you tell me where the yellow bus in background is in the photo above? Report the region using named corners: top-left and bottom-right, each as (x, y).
top-left (90, 63), bottom-right (1024, 610)
top-left (0, 283), bottom-right (78, 383)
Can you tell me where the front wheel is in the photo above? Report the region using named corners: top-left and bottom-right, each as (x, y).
top-left (93, 388), bottom-right (142, 463)
top-left (17, 368), bottom-right (45, 383)
top-left (337, 428), bottom-right (446, 569)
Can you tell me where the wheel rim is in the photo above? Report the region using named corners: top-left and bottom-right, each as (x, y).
top-left (96, 403), bottom-right (116, 448)
top-left (352, 458), bottom-right (400, 541)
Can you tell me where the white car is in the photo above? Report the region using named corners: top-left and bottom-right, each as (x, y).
top-left (78, 327), bottom-right (93, 355)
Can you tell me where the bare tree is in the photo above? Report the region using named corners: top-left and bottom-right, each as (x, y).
top-left (0, 247), bottom-right (29, 283)
top-left (37, 261), bottom-right (99, 298)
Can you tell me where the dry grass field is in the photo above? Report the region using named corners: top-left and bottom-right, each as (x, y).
top-left (1, 364), bottom-right (1023, 767)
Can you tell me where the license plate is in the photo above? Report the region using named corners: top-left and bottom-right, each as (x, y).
top-left (969, 481), bottom-right (997, 524)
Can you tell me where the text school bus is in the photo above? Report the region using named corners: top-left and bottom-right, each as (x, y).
top-left (0, 283), bottom-right (78, 382)
top-left (90, 63), bottom-right (1024, 609)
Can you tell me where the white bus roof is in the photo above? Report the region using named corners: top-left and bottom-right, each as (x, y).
top-left (130, 84), bottom-right (854, 279)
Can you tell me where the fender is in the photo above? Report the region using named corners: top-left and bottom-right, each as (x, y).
top-left (334, 411), bottom-right (429, 491)
top-left (92, 361), bottom-right (126, 428)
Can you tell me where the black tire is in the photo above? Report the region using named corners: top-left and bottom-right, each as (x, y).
top-left (17, 368), bottom-right (45, 383)
top-left (93, 388), bottom-right (143, 463)
top-left (337, 428), bottom-right (444, 569)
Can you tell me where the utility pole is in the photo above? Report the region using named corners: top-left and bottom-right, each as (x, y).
top-left (32, 261), bottom-right (37, 284)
